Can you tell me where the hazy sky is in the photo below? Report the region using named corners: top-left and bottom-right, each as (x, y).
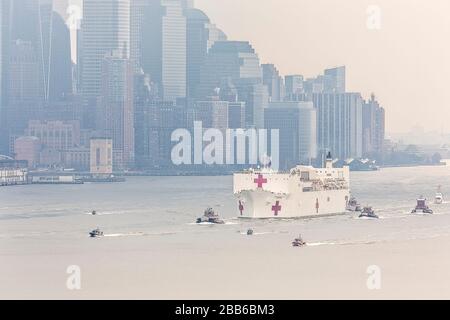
top-left (64, 0), bottom-right (450, 133)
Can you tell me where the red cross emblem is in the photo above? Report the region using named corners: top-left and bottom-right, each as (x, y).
top-left (238, 201), bottom-right (244, 215)
top-left (272, 201), bottom-right (282, 216)
top-left (254, 174), bottom-right (267, 188)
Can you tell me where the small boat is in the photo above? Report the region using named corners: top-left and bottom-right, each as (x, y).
top-left (89, 228), bottom-right (104, 238)
top-left (358, 206), bottom-right (378, 219)
top-left (346, 196), bottom-right (362, 212)
top-left (196, 208), bottom-right (225, 224)
top-left (292, 234), bottom-right (307, 247)
top-left (411, 196), bottom-right (433, 214)
top-left (247, 229), bottom-right (254, 236)
top-left (435, 186), bottom-right (443, 204)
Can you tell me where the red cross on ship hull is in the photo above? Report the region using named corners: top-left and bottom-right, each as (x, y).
top-left (238, 201), bottom-right (244, 215)
top-left (272, 201), bottom-right (282, 216)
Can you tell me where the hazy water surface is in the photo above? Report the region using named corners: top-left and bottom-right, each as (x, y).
top-left (2, 165), bottom-right (450, 243)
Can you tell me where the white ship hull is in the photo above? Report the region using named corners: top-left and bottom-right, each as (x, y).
top-left (236, 188), bottom-right (349, 219)
top-left (233, 158), bottom-right (351, 219)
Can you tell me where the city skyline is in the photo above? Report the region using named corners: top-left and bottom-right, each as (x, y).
top-left (7, 0), bottom-right (445, 172)
top-left (63, 0), bottom-right (450, 133)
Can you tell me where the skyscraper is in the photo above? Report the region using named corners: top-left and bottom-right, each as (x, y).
top-left (7, 40), bottom-right (44, 136)
top-left (142, 0), bottom-right (186, 102)
top-left (0, 0), bottom-right (11, 154)
top-left (135, 100), bottom-right (186, 169)
top-left (97, 50), bottom-right (134, 169)
top-left (265, 101), bottom-right (317, 170)
top-left (195, 96), bottom-right (229, 131)
top-left (284, 75), bottom-right (304, 100)
top-left (313, 92), bottom-right (363, 160)
top-left (130, 0), bottom-right (148, 73)
top-left (362, 94), bottom-right (385, 158)
top-left (80, 0), bottom-right (130, 105)
top-left (198, 41), bottom-right (266, 128)
top-left (234, 79), bottom-right (268, 129)
top-left (198, 41), bottom-right (263, 99)
top-left (186, 7), bottom-right (226, 99)
top-left (9, 0), bottom-right (72, 102)
top-left (324, 66), bottom-right (346, 93)
top-left (44, 6), bottom-right (73, 101)
top-left (262, 64), bottom-right (284, 102)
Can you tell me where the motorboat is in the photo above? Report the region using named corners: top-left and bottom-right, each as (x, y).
top-left (89, 228), bottom-right (104, 238)
top-left (346, 196), bottom-right (362, 212)
top-left (292, 234), bottom-right (307, 247)
top-left (196, 208), bottom-right (225, 224)
top-left (358, 206), bottom-right (378, 219)
top-left (411, 197), bottom-right (433, 214)
top-left (435, 186), bottom-right (443, 204)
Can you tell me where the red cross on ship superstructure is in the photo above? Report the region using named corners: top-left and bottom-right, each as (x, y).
top-left (254, 174), bottom-right (267, 188)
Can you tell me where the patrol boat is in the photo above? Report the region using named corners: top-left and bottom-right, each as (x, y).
top-left (196, 208), bottom-right (225, 224)
top-left (435, 186), bottom-right (443, 204)
top-left (346, 196), bottom-right (362, 212)
top-left (358, 206), bottom-right (378, 219)
top-left (89, 228), bottom-right (104, 238)
top-left (233, 153), bottom-right (350, 218)
top-left (411, 196), bottom-right (433, 214)
top-left (292, 234), bottom-right (307, 247)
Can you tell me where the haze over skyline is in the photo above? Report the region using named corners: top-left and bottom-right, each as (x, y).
top-left (66, 0), bottom-right (450, 133)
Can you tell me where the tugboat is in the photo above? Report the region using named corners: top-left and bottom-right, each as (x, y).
top-left (435, 186), bottom-right (443, 204)
top-left (346, 196), bottom-right (362, 212)
top-left (292, 234), bottom-right (307, 247)
top-left (358, 206), bottom-right (379, 219)
top-left (247, 228), bottom-right (254, 236)
top-left (89, 228), bottom-right (104, 238)
top-left (411, 196), bottom-right (433, 214)
top-left (196, 208), bottom-right (225, 224)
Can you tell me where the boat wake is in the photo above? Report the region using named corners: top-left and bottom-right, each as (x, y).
top-left (188, 220), bottom-right (240, 226)
top-left (306, 242), bottom-right (337, 247)
top-left (84, 211), bottom-right (125, 216)
top-left (239, 231), bottom-right (276, 236)
top-left (103, 232), bottom-right (145, 237)
top-left (103, 231), bottom-right (176, 237)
